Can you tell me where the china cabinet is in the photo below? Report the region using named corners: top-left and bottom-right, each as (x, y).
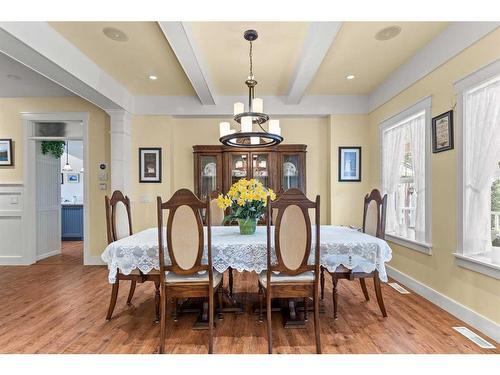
top-left (193, 144), bottom-right (306, 199)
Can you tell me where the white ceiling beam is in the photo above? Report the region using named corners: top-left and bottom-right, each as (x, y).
top-left (133, 94), bottom-right (368, 116)
top-left (286, 22), bottom-right (342, 105)
top-left (158, 22), bottom-right (216, 105)
top-left (369, 22), bottom-right (500, 112)
top-left (0, 22), bottom-right (133, 112)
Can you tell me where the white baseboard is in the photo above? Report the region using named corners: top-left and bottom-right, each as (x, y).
top-left (0, 255), bottom-right (30, 265)
top-left (386, 265), bottom-right (500, 344)
top-left (84, 254), bottom-right (106, 266)
top-left (36, 250), bottom-right (61, 261)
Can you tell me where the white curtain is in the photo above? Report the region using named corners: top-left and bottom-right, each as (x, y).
top-left (408, 115), bottom-right (426, 242)
top-left (464, 79), bottom-right (500, 255)
top-left (382, 124), bottom-right (406, 235)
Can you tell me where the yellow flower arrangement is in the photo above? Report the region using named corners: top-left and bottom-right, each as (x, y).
top-left (216, 178), bottom-right (276, 224)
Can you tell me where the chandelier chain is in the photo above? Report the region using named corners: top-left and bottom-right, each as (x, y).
top-left (249, 41), bottom-right (253, 78)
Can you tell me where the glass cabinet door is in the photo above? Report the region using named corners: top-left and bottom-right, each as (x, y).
top-left (251, 153), bottom-right (270, 188)
top-left (200, 155), bottom-right (218, 200)
top-left (282, 154), bottom-right (300, 191)
top-left (230, 153), bottom-right (249, 186)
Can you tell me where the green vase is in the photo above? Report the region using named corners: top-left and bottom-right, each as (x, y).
top-left (238, 218), bottom-right (257, 235)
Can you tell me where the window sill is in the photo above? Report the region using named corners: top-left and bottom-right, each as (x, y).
top-left (385, 234), bottom-right (432, 255)
top-left (453, 253), bottom-right (500, 280)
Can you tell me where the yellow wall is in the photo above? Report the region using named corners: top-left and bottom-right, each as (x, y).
top-left (329, 114), bottom-right (371, 226)
top-left (129, 116), bottom-right (336, 228)
top-left (368, 28), bottom-right (500, 324)
top-left (0, 97), bottom-right (110, 257)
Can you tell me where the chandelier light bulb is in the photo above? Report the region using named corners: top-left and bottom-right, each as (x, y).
top-left (219, 122), bottom-right (231, 137)
top-left (269, 120), bottom-right (281, 136)
top-left (241, 116), bottom-right (252, 133)
top-left (252, 98), bottom-right (263, 113)
top-left (233, 102), bottom-right (244, 116)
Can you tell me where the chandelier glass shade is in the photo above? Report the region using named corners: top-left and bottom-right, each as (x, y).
top-left (219, 29), bottom-right (283, 148)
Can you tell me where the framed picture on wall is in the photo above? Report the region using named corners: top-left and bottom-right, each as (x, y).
top-left (0, 139), bottom-right (13, 166)
top-left (432, 110), bottom-right (454, 153)
top-left (67, 173), bottom-right (80, 183)
top-left (338, 147), bottom-right (361, 182)
top-left (139, 147), bottom-right (162, 183)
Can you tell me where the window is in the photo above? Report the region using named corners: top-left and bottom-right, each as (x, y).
top-left (455, 60), bottom-right (500, 279)
top-left (380, 97), bottom-right (431, 253)
top-left (461, 75), bottom-right (500, 258)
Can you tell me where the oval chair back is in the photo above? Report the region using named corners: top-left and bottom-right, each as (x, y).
top-left (362, 189), bottom-right (387, 239)
top-left (267, 188), bottom-right (320, 277)
top-left (157, 189), bottom-right (211, 281)
top-left (105, 190), bottom-right (133, 244)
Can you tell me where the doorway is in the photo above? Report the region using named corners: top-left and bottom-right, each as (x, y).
top-left (22, 112), bottom-right (90, 265)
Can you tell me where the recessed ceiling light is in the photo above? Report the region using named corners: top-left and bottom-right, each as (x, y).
top-left (102, 27), bottom-right (128, 42)
top-left (6, 74), bottom-right (21, 81)
top-left (375, 25), bottom-right (402, 41)
top-left (346, 74), bottom-right (355, 80)
top-left (148, 75), bottom-right (158, 81)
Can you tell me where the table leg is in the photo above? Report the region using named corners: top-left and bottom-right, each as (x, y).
top-left (282, 299), bottom-right (307, 329)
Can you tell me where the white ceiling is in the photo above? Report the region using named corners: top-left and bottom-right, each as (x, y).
top-left (0, 52), bottom-right (74, 97)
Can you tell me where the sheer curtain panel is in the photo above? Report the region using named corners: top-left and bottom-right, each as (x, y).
top-left (464, 79), bottom-right (500, 255)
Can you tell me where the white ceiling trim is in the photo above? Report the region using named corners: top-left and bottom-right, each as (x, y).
top-left (133, 94), bottom-right (368, 116)
top-left (368, 22), bottom-right (500, 112)
top-left (286, 22), bottom-right (342, 105)
top-left (158, 22), bottom-right (217, 105)
top-left (0, 22), bottom-right (133, 112)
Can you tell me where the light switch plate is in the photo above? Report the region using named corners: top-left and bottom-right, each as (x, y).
top-left (99, 183), bottom-right (107, 190)
top-left (99, 172), bottom-right (108, 181)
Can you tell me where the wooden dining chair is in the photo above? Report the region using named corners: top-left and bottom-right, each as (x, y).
top-left (321, 188), bottom-right (388, 319)
top-left (157, 189), bottom-right (224, 354)
top-left (259, 188), bottom-right (321, 354)
top-left (105, 190), bottom-right (160, 321)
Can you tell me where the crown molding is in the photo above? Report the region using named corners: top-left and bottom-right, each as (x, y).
top-left (368, 22), bottom-right (500, 112)
top-left (133, 94), bottom-right (368, 116)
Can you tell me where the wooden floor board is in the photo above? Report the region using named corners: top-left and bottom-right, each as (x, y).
top-left (0, 241), bottom-right (497, 354)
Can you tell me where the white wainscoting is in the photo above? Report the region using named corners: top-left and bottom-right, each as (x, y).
top-left (0, 183), bottom-right (27, 265)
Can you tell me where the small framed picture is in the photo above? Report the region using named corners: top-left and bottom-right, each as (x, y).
top-left (432, 110), bottom-right (454, 153)
top-left (139, 147), bottom-right (162, 183)
top-left (0, 139), bottom-right (13, 166)
top-left (338, 147), bottom-right (361, 182)
top-left (67, 173), bottom-right (80, 183)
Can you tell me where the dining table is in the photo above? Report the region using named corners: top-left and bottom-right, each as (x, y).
top-left (101, 225), bottom-right (392, 327)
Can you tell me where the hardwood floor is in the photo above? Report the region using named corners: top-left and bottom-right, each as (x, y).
top-left (36, 241), bottom-right (83, 265)
top-left (0, 241), bottom-right (497, 354)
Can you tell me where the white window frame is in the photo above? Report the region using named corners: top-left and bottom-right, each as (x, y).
top-left (454, 58), bottom-right (500, 280)
top-left (379, 96), bottom-right (433, 254)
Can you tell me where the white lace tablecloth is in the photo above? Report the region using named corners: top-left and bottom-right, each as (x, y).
top-left (101, 226), bottom-right (392, 284)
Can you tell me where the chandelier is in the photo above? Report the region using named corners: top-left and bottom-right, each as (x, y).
top-left (219, 30), bottom-right (283, 148)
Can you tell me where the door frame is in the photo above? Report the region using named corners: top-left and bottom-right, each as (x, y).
top-left (22, 112), bottom-right (90, 265)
